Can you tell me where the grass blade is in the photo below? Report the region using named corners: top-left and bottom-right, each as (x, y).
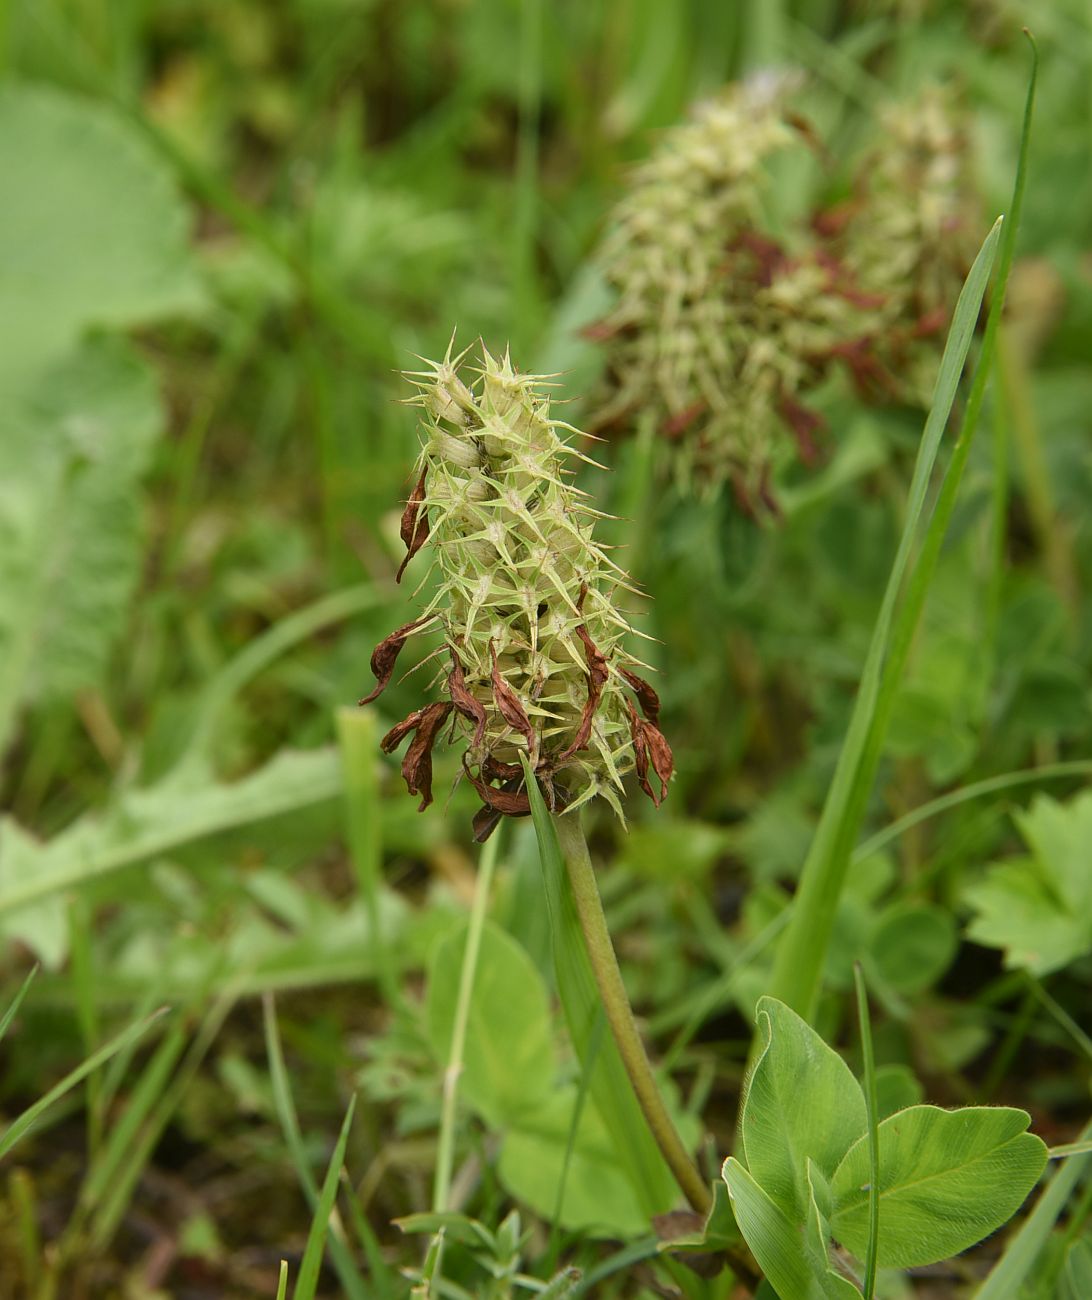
top-left (0, 965), bottom-right (37, 1044)
top-left (976, 1119), bottom-right (1092, 1300)
top-left (293, 1095), bottom-right (358, 1300)
top-left (770, 33), bottom-right (1038, 1022)
top-left (0, 1007), bottom-right (167, 1160)
top-left (263, 994), bottom-right (369, 1300)
top-left (336, 706), bottom-right (399, 1007)
top-left (522, 767), bottom-right (685, 1217)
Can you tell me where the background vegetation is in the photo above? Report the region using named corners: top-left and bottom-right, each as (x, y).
top-left (0, 0), bottom-right (1089, 1296)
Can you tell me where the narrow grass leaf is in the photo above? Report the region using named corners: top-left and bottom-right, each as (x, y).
top-left (0, 964), bottom-right (37, 1044)
top-left (522, 768), bottom-right (677, 1216)
top-left (336, 706), bottom-right (398, 1005)
top-left (79, 1011), bottom-right (188, 1210)
top-left (293, 1095), bottom-right (357, 1300)
top-left (89, 994), bottom-right (235, 1251)
top-left (976, 1119), bottom-right (1092, 1300)
top-left (771, 35), bottom-right (1038, 1022)
top-left (853, 966), bottom-right (880, 1300)
top-left (264, 995), bottom-right (368, 1300)
top-left (0, 1007), bottom-right (167, 1160)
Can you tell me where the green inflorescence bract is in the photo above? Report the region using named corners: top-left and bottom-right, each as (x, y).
top-left (361, 340), bottom-right (672, 840)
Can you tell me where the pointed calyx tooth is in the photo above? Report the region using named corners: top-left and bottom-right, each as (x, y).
top-left (363, 338), bottom-right (674, 828)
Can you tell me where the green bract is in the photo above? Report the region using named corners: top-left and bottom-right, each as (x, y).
top-left (361, 341), bottom-right (672, 836)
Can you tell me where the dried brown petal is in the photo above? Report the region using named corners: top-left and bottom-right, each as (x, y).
top-left (618, 667), bottom-right (662, 726)
top-left (490, 642), bottom-right (537, 764)
top-left (778, 394), bottom-right (825, 466)
top-left (380, 707), bottom-right (429, 754)
top-left (396, 467), bottom-right (430, 583)
top-left (826, 337), bottom-right (900, 401)
top-left (557, 624), bottom-right (610, 763)
top-left (399, 701), bottom-right (452, 810)
top-left (662, 400), bottom-right (707, 440)
top-left (463, 760), bottom-right (532, 816)
top-left (447, 649), bottom-right (487, 748)
top-left (910, 306), bottom-right (948, 338)
top-left (481, 753), bottom-right (523, 782)
top-left (626, 701), bottom-right (673, 807)
top-left (471, 804), bottom-right (505, 843)
top-left (729, 229), bottom-right (789, 289)
top-left (359, 613), bottom-right (435, 705)
top-left (812, 199), bottom-right (860, 240)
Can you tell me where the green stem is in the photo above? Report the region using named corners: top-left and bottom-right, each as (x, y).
top-left (998, 328), bottom-right (1078, 625)
top-left (853, 965), bottom-right (880, 1300)
top-left (554, 814), bottom-right (711, 1215)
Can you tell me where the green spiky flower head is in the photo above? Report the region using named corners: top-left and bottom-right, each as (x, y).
top-left (826, 86), bottom-right (979, 405)
top-left (361, 340), bottom-right (672, 838)
top-left (588, 75), bottom-right (873, 508)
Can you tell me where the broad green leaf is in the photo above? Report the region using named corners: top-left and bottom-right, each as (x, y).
top-left (742, 997), bottom-right (866, 1223)
top-left (872, 1065), bottom-right (923, 1121)
top-left (426, 920), bottom-right (555, 1130)
top-left (0, 338), bottom-right (162, 748)
top-left (1015, 793), bottom-right (1092, 917)
top-left (499, 1087), bottom-right (647, 1236)
top-left (0, 748), bottom-right (343, 966)
top-left (0, 82), bottom-right (201, 378)
top-left (867, 902), bottom-right (957, 994)
top-left (1063, 1235), bottom-right (1092, 1300)
top-left (965, 791), bottom-right (1092, 975)
top-left (831, 1105), bottom-right (1048, 1268)
top-left (722, 1158), bottom-right (859, 1300)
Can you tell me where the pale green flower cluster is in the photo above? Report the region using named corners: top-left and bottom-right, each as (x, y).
top-left (834, 88), bottom-right (978, 405)
top-left (362, 342), bottom-right (672, 835)
top-left (592, 80), bottom-right (977, 507)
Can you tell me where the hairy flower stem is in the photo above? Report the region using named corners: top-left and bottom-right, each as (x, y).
top-left (553, 813), bottom-right (711, 1216)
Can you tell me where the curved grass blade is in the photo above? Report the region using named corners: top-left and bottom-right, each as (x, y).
top-left (292, 1095), bottom-right (357, 1300)
top-left (0, 965), bottom-right (37, 1044)
top-left (264, 995), bottom-right (369, 1300)
top-left (770, 34), bottom-right (1038, 1023)
top-left (976, 1119), bottom-right (1092, 1300)
top-left (0, 1006), bottom-right (167, 1160)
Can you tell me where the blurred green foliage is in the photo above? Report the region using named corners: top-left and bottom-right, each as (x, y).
top-left (0, 0), bottom-right (1089, 1295)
